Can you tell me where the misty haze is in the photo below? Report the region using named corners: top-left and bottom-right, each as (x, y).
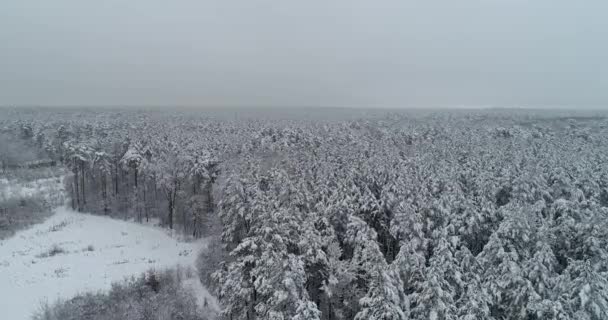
top-left (2, 1), bottom-right (608, 320)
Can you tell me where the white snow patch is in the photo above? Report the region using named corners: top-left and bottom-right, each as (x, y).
top-left (0, 207), bottom-right (217, 320)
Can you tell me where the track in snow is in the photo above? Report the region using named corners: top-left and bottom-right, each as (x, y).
top-left (0, 207), bottom-right (218, 320)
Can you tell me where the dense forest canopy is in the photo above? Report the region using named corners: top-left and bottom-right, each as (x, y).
top-left (2, 107), bottom-right (608, 320)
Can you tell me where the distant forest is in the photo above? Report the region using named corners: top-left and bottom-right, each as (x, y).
top-left (2, 107), bottom-right (608, 320)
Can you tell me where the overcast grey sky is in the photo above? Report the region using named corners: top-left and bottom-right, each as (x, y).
top-left (1, 0), bottom-right (607, 108)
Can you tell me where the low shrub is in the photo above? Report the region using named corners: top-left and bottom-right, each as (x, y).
top-left (48, 220), bottom-right (68, 232)
top-left (32, 268), bottom-right (211, 320)
top-left (36, 244), bottom-right (66, 258)
top-left (0, 196), bottom-right (53, 240)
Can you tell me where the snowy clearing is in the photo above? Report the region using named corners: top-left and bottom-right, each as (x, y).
top-left (0, 207), bottom-right (218, 320)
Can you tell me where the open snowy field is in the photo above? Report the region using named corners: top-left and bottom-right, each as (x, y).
top-left (0, 207), bottom-right (218, 320)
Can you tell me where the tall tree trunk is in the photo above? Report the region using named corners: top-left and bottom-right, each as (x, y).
top-left (73, 163), bottom-right (80, 211)
top-left (143, 178), bottom-right (148, 222)
top-left (193, 213), bottom-right (198, 237)
top-left (182, 205), bottom-right (187, 234)
top-left (102, 174), bottom-right (108, 215)
top-left (81, 162), bottom-right (86, 208)
top-left (168, 198), bottom-right (174, 230)
top-left (71, 182), bottom-right (76, 210)
top-left (206, 180), bottom-right (214, 214)
top-left (114, 162), bottom-right (119, 196)
top-left (134, 168), bottom-right (140, 221)
top-left (153, 174), bottom-right (158, 205)
top-left (251, 280), bottom-right (257, 320)
top-left (168, 181), bottom-right (180, 230)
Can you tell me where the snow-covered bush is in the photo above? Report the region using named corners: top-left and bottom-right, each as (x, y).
top-left (32, 268), bottom-right (211, 320)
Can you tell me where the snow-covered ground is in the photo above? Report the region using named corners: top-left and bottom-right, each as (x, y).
top-left (0, 206), bottom-right (219, 320)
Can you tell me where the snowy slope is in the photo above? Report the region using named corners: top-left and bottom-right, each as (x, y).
top-left (0, 207), bottom-right (218, 320)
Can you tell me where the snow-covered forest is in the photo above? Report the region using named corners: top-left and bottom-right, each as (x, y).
top-left (2, 107), bottom-right (608, 320)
